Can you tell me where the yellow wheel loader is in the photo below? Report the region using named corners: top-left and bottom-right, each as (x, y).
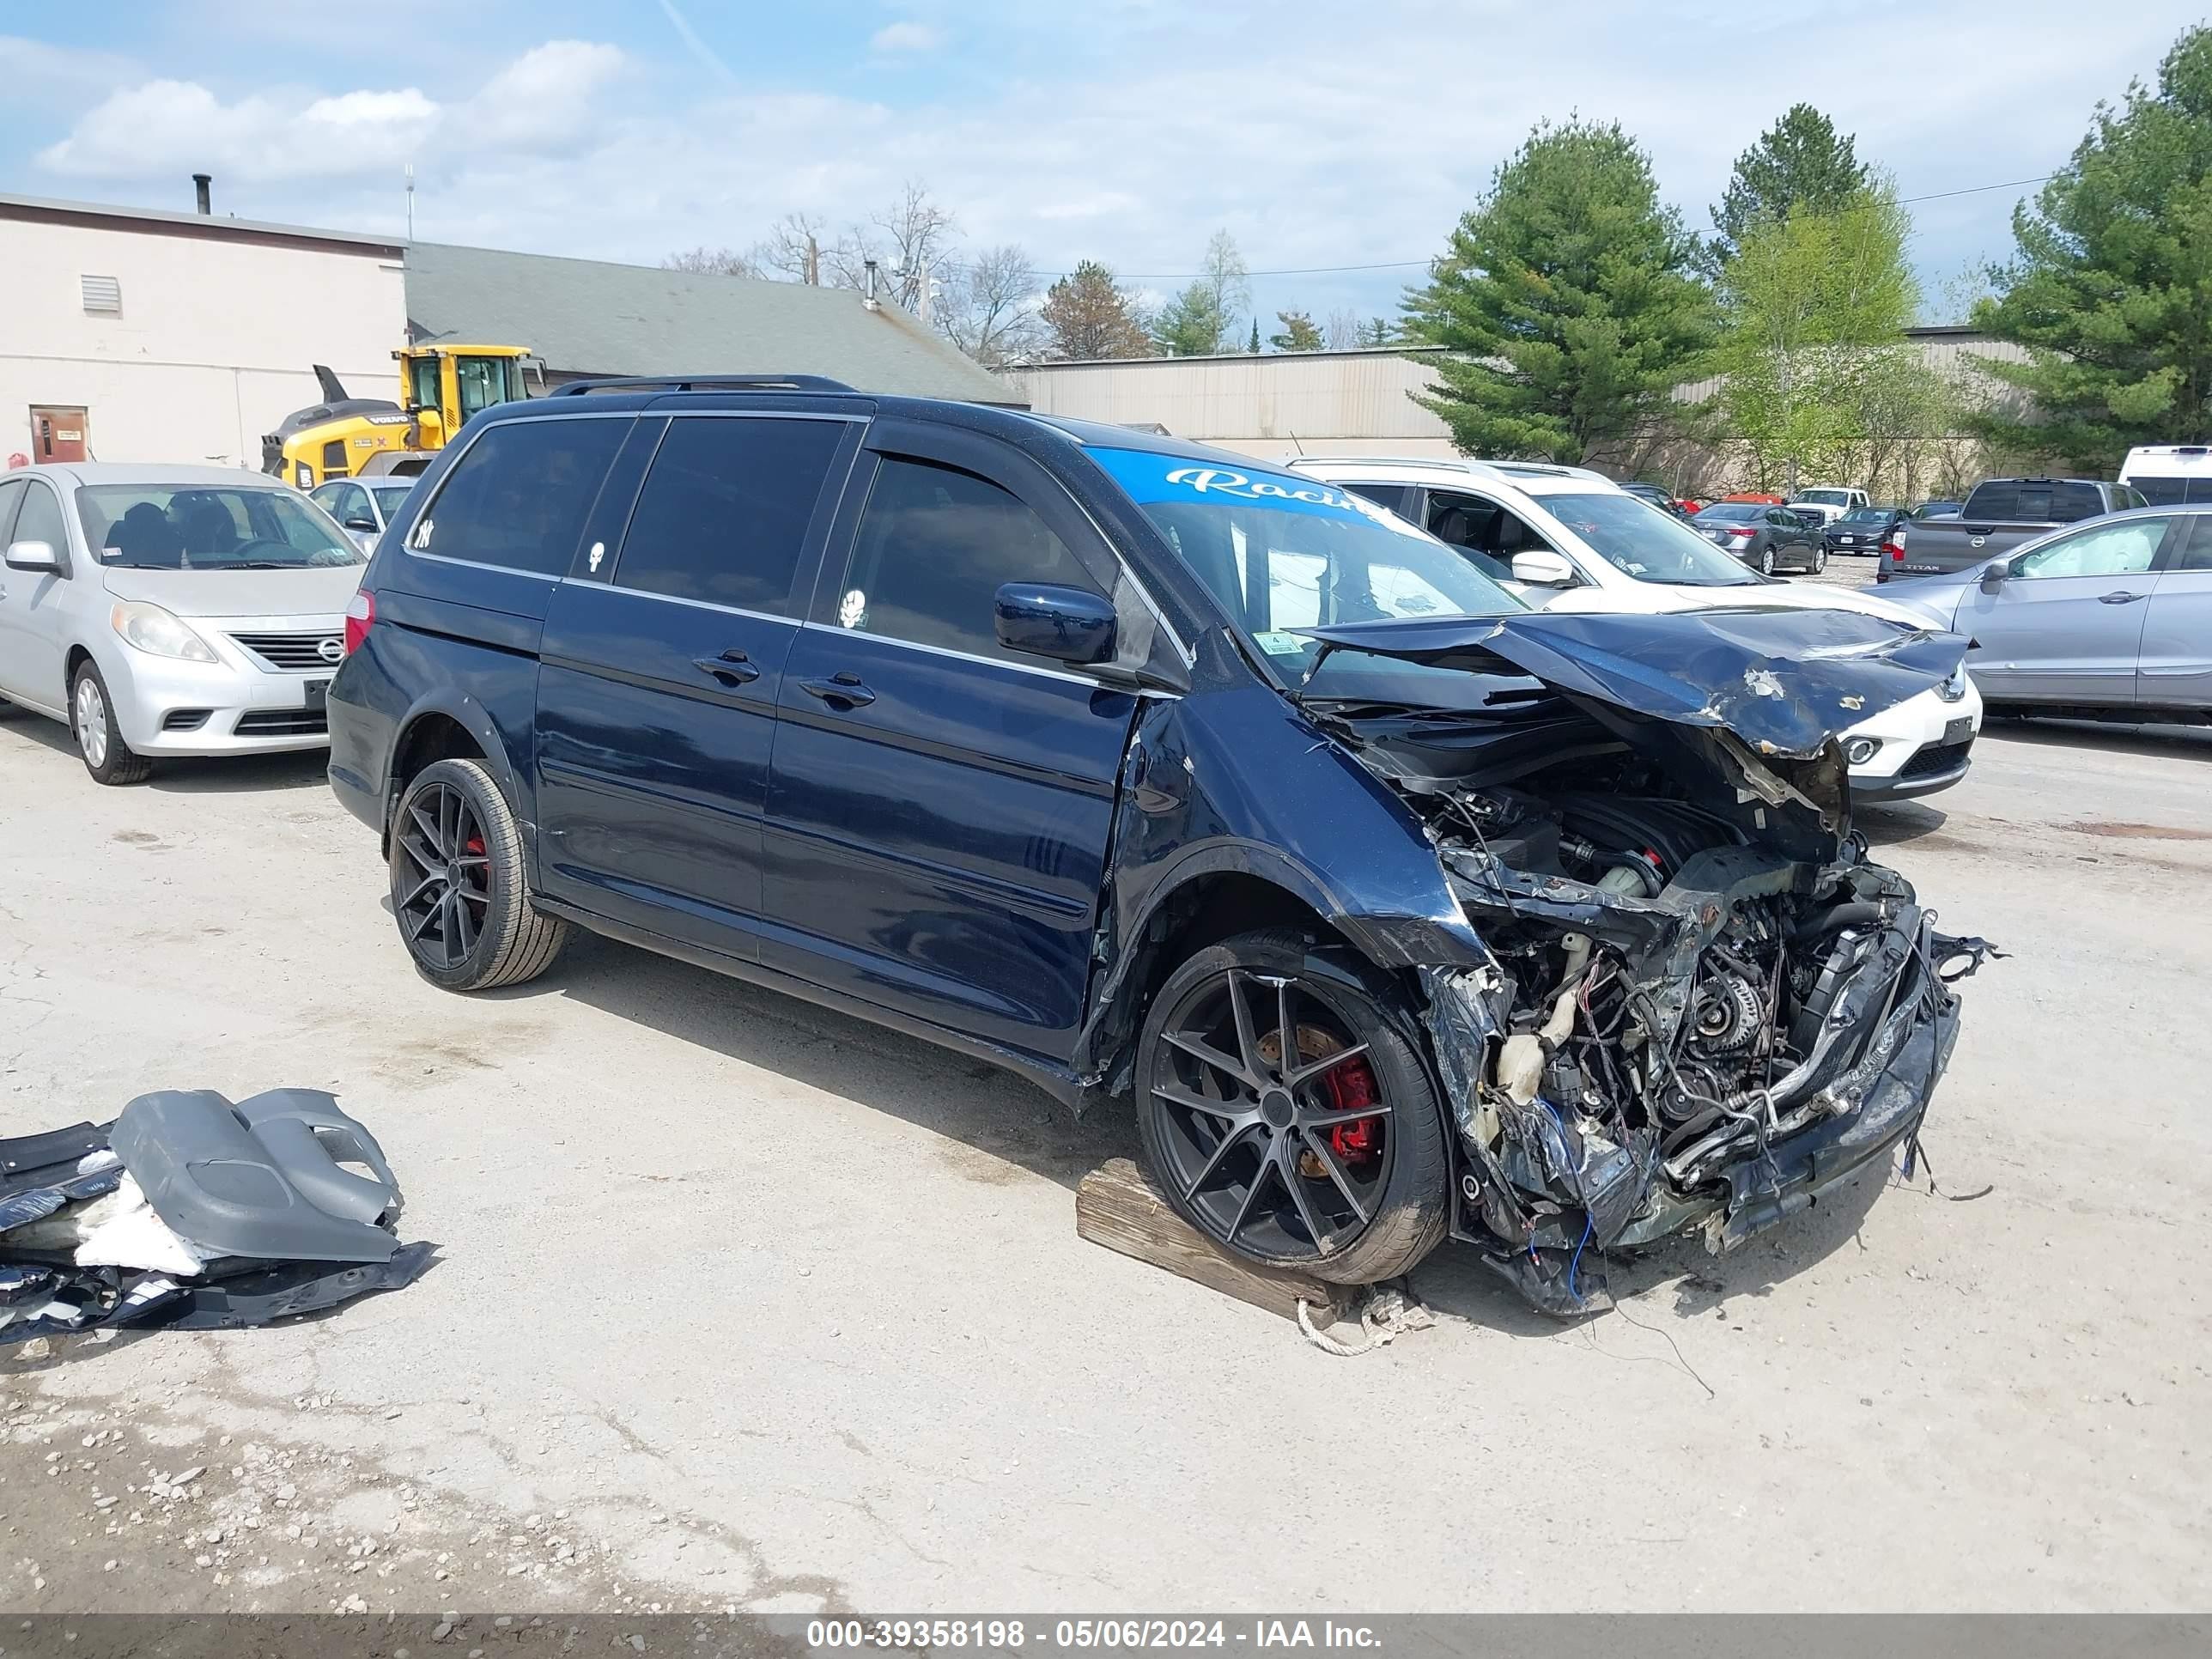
top-left (261, 344), bottom-right (539, 489)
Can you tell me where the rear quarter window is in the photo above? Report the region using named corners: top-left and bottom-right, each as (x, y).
top-left (1343, 483), bottom-right (1416, 518)
top-left (414, 416), bottom-right (627, 576)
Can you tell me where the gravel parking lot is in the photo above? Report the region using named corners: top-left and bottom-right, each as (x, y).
top-left (2, 674), bottom-right (2208, 1613)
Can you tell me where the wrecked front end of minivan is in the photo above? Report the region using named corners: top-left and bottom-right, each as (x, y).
top-left (1299, 606), bottom-right (1994, 1316)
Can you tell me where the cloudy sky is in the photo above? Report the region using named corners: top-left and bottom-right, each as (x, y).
top-left (3, 0), bottom-right (2204, 334)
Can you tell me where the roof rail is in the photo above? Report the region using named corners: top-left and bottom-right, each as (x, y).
top-left (550, 374), bottom-right (859, 397)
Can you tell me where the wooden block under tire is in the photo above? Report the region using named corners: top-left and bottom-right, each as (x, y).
top-left (1075, 1157), bottom-right (1351, 1327)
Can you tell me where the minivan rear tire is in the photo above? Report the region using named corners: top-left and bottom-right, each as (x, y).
top-left (389, 757), bottom-right (568, 992)
top-left (1134, 927), bottom-right (1450, 1286)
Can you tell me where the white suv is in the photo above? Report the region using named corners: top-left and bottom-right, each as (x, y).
top-left (1285, 457), bottom-right (1978, 801)
top-left (1788, 485), bottom-right (1870, 526)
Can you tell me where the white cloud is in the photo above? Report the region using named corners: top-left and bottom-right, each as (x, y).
top-left (464, 41), bottom-right (629, 150)
top-left (33, 41), bottom-right (622, 186)
top-left (18, 1), bottom-right (2209, 323)
top-left (869, 21), bottom-right (941, 53)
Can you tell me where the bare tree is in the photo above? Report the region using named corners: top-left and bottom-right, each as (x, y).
top-left (663, 245), bottom-right (764, 278)
top-left (753, 213), bottom-right (836, 284)
top-left (865, 179), bottom-right (960, 315)
top-left (1324, 307), bottom-right (1364, 350)
top-left (938, 244), bottom-right (1045, 367)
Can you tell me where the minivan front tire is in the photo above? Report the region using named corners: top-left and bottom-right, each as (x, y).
top-left (390, 757), bottom-right (568, 992)
top-left (1134, 928), bottom-right (1450, 1286)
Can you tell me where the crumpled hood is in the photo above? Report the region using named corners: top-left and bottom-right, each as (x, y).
top-left (1300, 606), bottom-right (1969, 760)
top-left (100, 563), bottom-right (364, 620)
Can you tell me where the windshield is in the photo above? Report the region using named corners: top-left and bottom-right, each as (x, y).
top-left (371, 483), bottom-right (416, 516)
top-left (1794, 489), bottom-right (1850, 506)
top-left (1695, 501), bottom-right (1765, 522)
top-left (1091, 448), bottom-right (1525, 696)
top-left (76, 485), bottom-right (365, 569)
top-left (1838, 507), bottom-right (1892, 525)
top-left (1547, 492), bottom-right (1762, 586)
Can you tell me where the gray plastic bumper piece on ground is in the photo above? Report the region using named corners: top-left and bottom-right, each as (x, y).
top-left (108, 1089), bottom-right (403, 1263)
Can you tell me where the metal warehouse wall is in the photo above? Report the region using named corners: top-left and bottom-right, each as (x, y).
top-left (1005, 331), bottom-right (2030, 465)
top-left (0, 211), bottom-right (407, 469)
top-left (998, 349), bottom-right (1457, 461)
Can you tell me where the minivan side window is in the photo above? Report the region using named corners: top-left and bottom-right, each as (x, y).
top-left (612, 416), bottom-right (846, 616)
top-left (416, 417), bottom-right (626, 576)
top-left (836, 455), bottom-right (1099, 663)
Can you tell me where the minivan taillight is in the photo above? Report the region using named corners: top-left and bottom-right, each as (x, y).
top-left (344, 588), bottom-right (375, 655)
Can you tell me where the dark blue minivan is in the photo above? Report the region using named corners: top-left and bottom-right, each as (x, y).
top-left (328, 377), bottom-right (1985, 1311)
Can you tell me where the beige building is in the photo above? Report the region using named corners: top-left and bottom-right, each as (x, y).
top-left (998, 329), bottom-right (2035, 494)
top-left (999, 348), bottom-right (1455, 462)
top-left (0, 192), bottom-right (408, 471)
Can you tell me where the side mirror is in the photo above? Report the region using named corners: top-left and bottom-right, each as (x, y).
top-left (3, 539), bottom-right (59, 573)
top-left (343, 514), bottom-right (378, 532)
top-left (994, 581), bottom-right (1117, 665)
top-left (1979, 558), bottom-right (2011, 591)
top-left (1510, 549), bottom-right (1577, 586)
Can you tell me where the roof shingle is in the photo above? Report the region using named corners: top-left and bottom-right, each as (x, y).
top-left (404, 242), bottom-right (1014, 404)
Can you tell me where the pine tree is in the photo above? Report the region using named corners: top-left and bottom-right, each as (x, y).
top-left (1037, 261), bottom-right (1153, 361)
top-left (1709, 105), bottom-right (1869, 268)
top-left (1974, 25), bottom-right (2212, 466)
top-left (1403, 119), bottom-right (1714, 464)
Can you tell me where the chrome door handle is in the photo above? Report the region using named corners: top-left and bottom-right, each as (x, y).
top-left (2097, 591), bottom-right (2148, 605)
top-left (692, 649), bottom-right (760, 686)
top-left (799, 672), bottom-right (875, 708)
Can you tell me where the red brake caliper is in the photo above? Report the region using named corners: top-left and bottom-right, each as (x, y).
top-left (465, 834), bottom-right (486, 892)
top-left (1321, 1054), bottom-right (1383, 1166)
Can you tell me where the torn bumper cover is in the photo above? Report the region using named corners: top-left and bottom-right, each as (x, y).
top-left (1, 1090), bottom-right (431, 1347)
top-left (1422, 909), bottom-right (1989, 1318)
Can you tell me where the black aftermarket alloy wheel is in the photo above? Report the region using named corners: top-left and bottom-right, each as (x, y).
top-left (1135, 928), bottom-right (1449, 1285)
top-left (389, 757), bottom-right (568, 992)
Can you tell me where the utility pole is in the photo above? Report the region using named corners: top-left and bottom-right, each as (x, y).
top-left (404, 163), bottom-right (415, 240)
top-left (805, 233), bottom-right (818, 286)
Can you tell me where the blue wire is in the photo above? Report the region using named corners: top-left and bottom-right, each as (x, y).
top-left (1539, 1097), bottom-right (1595, 1306)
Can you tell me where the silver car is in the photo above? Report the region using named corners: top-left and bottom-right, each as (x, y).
top-left (311, 477), bottom-right (419, 555)
top-left (0, 463), bottom-right (367, 784)
top-left (1885, 503), bottom-right (2212, 718)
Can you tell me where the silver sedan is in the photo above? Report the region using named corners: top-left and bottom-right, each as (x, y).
top-left (1883, 504), bottom-right (2212, 718)
top-left (0, 463), bottom-right (367, 784)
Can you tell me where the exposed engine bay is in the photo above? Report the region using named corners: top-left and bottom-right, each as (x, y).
top-left (1310, 659), bottom-right (1994, 1316)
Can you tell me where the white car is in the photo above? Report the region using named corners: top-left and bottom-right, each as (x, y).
top-left (310, 476), bottom-right (420, 555)
top-left (0, 463), bottom-right (366, 784)
top-left (1786, 485), bottom-right (1870, 526)
top-left (1285, 457), bottom-right (1979, 801)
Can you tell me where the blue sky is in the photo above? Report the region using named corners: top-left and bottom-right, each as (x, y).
top-left (3, 0), bottom-right (2206, 336)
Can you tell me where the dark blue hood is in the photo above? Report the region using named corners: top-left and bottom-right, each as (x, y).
top-left (1300, 606), bottom-right (1970, 760)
